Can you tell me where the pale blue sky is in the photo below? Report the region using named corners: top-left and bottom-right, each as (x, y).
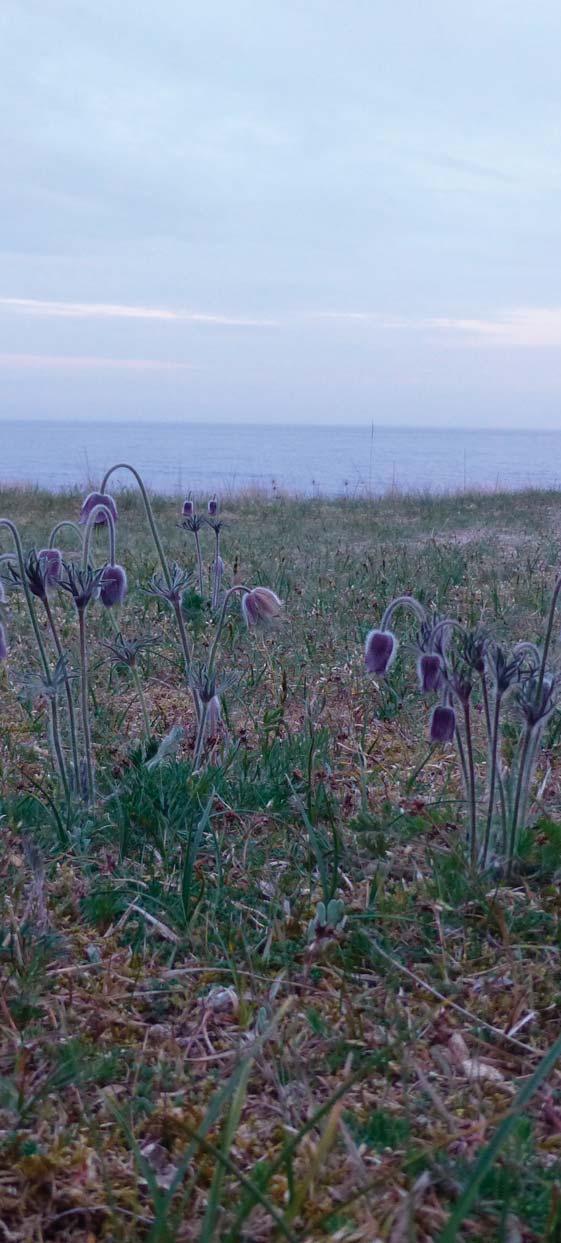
top-left (2, 0), bottom-right (561, 425)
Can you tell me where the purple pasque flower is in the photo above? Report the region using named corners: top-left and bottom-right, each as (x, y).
top-left (79, 491), bottom-right (118, 526)
top-left (430, 704), bottom-right (456, 744)
top-left (0, 621), bottom-right (7, 660)
top-left (241, 587), bottom-right (283, 626)
top-left (208, 496), bottom-right (218, 516)
top-left (364, 629), bottom-right (397, 676)
top-left (182, 498), bottom-right (194, 518)
top-left (38, 548), bottom-right (62, 591)
top-left (99, 564), bottom-right (128, 608)
top-left (418, 652), bottom-right (442, 693)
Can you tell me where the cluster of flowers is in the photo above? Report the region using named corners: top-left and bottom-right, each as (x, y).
top-left (0, 466), bottom-right (282, 805)
top-left (364, 593), bottom-right (560, 871)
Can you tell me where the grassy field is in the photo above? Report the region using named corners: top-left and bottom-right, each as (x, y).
top-left (2, 483), bottom-right (561, 1241)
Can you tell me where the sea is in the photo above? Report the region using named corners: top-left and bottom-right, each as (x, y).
top-left (2, 420), bottom-right (561, 498)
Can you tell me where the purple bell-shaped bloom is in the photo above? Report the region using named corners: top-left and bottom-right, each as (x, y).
top-left (0, 622), bottom-right (7, 661)
top-left (182, 498), bottom-right (194, 517)
top-left (208, 496), bottom-right (218, 516)
top-left (418, 653), bottom-right (442, 693)
top-left (365, 629), bottom-right (397, 676)
top-left (242, 587), bottom-right (282, 626)
top-left (100, 564), bottom-right (128, 608)
top-left (38, 548), bottom-right (62, 591)
top-left (430, 705), bottom-right (456, 744)
top-left (79, 491), bottom-right (118, 526)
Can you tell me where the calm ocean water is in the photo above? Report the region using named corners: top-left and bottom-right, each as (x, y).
top-left (2, 421), bottom-right (561, 497)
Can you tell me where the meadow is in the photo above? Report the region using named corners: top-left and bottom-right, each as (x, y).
top-left (2, 479), bottom-right (561, 1242)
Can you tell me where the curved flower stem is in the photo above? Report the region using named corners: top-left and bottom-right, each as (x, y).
top-left (48, 695), bottom-right (70, 804)
top-left (508, 724), bottom-right (533, 875)
top-left (49, 520), bottom-right (83, 550)
top-left (212, 529), bottom-right (222, 610)
top-left (82, 505), bottom-right (116, 568)
top-left (106, 609), bottom-right (151, 741)
top-left (101, 463), bottom-right (172, 590)
top-left (78, 607), bottom-right (95, 804)
top-left (462, 700), bottom-right (478, 868)
top-left (131, 665), bottom-right (151, 740)
top-left (43, 596), bottom-right (80, 791)
top-left (381, 595), bottom-right (426, 631)
top-left (206, 584), bottom-right (251, 682)
top-left (0, 518), bottom-right (69, 797)
top-left (517, 725), bottom-right (543, 841)
top-left (0, 520), bottom-right (50, 677)
top-left (192, 700), bottom-right (209, 771)
top-left (481, 689), bottom-right (502, 869)
top-left (193, 529), bottom-right (204, 598)
top-left (536, 575), bottom-right (561, 702)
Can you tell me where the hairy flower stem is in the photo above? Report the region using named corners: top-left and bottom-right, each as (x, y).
top-left (507, 725), bottom-right (534, 875)
top-left (381, 595), bottom-right (426, 631)
top-left (192, 701), bottom-right (209, 771)
top-left (49, 696), bottom-right (70, 804)
top-left (106, 610), bottom-right (151, 741)
top-left (82, 506), bottom-right (116, 568)
top-left (0, 519), bottom-right (69, 796)
top-left (207, 584), bottom-right (251, 681)
top-left (100, 465), bottom-right (196, 711)
top-left (78, 608), bottom-right (95, 804)
top-left (194, 529), bottom-right (204, 597)
top-left (481, 689), bottom-right (502, 869)
top-left (536, 576), bottom-right (561, 703)
top-left (43, 596), bottom-right (80, 790)
top-left (212, 530), bottom-right (221, 610)
top-left (101, 463), bottom-right (173, 590)
top-left (49, 520), bottom-right (83, 550)
top-left (462, 701), bottom-right (478, 868)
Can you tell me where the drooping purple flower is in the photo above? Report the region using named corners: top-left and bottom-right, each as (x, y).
top-left (182, 498), bottom-right (194, 518)
top-left (79, 491), bottom-right (118, 526)
top-left (100, 564), bottom-right (128, 608)
top-left (208, 496), bottom-right (218, 516)
top-left (241, 587), bottom-right (283, 626)
top-left (418, 653), bottom-right (442, 693)
top-left (430, 705), bottom-right (456, 744)
top-left (364, 629), bottom-right (397, 676)
top-left (38, 548), bottom-right (62, 591)
top-left (0, 622), bottom-right (7, 661)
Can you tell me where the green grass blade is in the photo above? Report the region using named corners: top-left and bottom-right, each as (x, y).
top-left (439, 1027), bottom-right (561, 1241)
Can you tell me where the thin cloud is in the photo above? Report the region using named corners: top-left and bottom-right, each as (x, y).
top-left (0, 297), bottom-right (278, 328)
top-left (308, 307), bottom-right (561, 347)
top-left (0, 353), bottom-right (194, 371)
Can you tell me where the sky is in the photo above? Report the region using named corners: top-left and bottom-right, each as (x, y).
top-left (2, 0), bottom-right (561, 427)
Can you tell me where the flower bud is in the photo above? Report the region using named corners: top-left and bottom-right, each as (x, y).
top-left (364, 629), bottom-right (397, 675)
top-left (182, 498), bottom-right (194, 518)
top-left (0, 622), bottom-right (7, 660)
top-left (418, 653), bottom-right (442, 693)
top-left (79, 491), bottom-right (118, 526)
top-left (242, 587), bottom-right (283, 626)
top-left (38, 548), bottom-right (62, 591)
top-left (430, 705), bottom-right (456, 744)
top-left (100, 564), bottom-right (128, 608)
top-left (208, 496), bottom-right (218, 516)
